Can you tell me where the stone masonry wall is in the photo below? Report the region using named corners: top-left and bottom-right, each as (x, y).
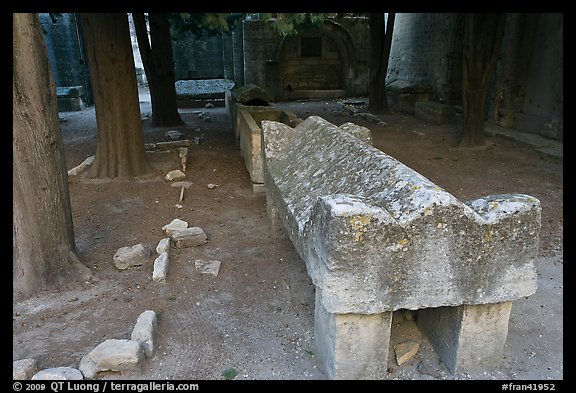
top-left (387, 13), bottom-right (460, 102)
top-left (38, 13), bottom-right (86, 88)
top-left (172, 31), bottom-right (225, 80)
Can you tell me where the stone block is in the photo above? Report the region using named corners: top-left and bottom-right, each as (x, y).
top-left (418, 302), bottom-right (513, 373)
top-left (156, 238), bottom-right (171, 254)
top-left (162, 219), bottom-right (188, 236)
top-left (314, 288), bottom-right (392, 379)
top-left (171, 227), bottom-right (208, 248)
top-left (113, 244), bottom-right (151, 270)
top-left (32, 367), bottom-right (83, 380)
top-left (131, 310), bottom-right (158, 358)
top-left (79, 339), bottom-right (144, 379)
top-left (13, 358), bottom-right (37, 380)
top-left (56, 86), bottom-right (85, 112)
top-left (231, 83), bottom-right (273, 105)
top-left (152, 252), bottom-right (169, 283)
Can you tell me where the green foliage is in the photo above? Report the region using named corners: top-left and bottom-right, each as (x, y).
top-left (261, 13), bottom-right (327, 36)
top-left (169, 13), bottom-right (245, 39)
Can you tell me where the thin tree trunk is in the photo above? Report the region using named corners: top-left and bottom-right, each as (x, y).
top-left (133, 13), bottom-right (185, 127)
top-left (369, 13), bottom-right (395, 115)
top-left (460, 13), bottom-right (506, 147)
top-left (13, 13), bottom-right (92, 300)
top-left (80, 13), bottom-right (150, 178)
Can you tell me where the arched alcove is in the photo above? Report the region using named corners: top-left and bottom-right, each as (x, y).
top-left (274, 21), bottom-right (358, 100)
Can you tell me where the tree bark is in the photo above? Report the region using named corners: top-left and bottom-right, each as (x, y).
top-left (133, 13), bottom-right (185, 127)
top-left (460, 13), bottom-right (506, 147)
top-left (13, 13), bottom-right (92, 300)
top-left (369, 13), bottom-right (395, 115)
top-left (80, 13), bottom-right (150, 178)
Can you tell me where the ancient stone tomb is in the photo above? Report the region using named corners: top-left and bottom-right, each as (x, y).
top-left (261, 116), bottom-right (540, 379)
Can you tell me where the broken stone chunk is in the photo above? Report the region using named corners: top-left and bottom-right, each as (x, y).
top-left (162, 218), bottom-right (188, 236)
top-left (79, 339), bottom-right (144, 379)
top-left (113, 243), bottom-right (151, 270)
top-left (394, 341), bottom-right (420, 366)
top-left (171, 227), bottom-right (208, 248)
top-left (152, 253), bottom-right (169, 283)
top-left (131, 310), bottom-right (158, 358)
top-left (165, 170), bottom-right (186, 181)
top-left (166, 130), bottom-right (183, 140)
top-left (156, 238), bottom-right (171, 254)
top-left (32, 367), bottom-right (83, 380)
top-left (195, 260), bottom-right (221, 276)
top-left (13, 358), bottom-right (37, 380)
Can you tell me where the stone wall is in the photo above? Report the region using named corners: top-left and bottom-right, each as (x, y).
top-left (39, 13), bottom-right (86, 88)
top-left (388, 13), bottom-right (563, 141)
top-left (387, 13), bottom-right (460, 103)
top-left (242, 18), bottom-right (369, 101)
top-left (172, 31), bottom-right (225, 80)
top-left (512, 13), bottom-right (563, 140)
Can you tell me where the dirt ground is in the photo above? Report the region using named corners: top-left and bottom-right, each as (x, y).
top-left (12, 88), bottom-right (563, 382)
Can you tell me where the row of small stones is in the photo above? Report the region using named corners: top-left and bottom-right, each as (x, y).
top-left (13, 219), bottom-right (207, 380)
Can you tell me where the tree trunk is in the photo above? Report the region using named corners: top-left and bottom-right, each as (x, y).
top-left (133, 13), bottom-right (185, 127)
top-left (13, 13), bottom-right (92, 300)
top-left (369, 13), bottom-right (395, 115)
top-left (460, 13), bottom-right (506, 147)
top-left (80, 13), bottom-right (150, 178)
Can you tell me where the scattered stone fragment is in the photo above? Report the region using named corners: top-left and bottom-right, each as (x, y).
top-left (175, 204), bottom-right (183, 209)
top-left (394, 341), bottom-right (420, 366)
top-left (156, 140), bottom-right (191, 149)
top-left (207, 183), bottom-right (221, 189)
top-left (32, 367), bottom-right (83, 380)
top-left (171, 181), bottom-right (193, 189)
top-left (166, 130), bottom-right (183, 140)
top-left (113, 243), bottom-right (151, 270)
top-left (165, 169), bottom-right (186, 181)
top-left (131, 310), bottom-right (158, 358)
top-left (195, 260), bottom-right (222, 276)
top-left (79, 339), bottom-right (144, 379)
top-left (67, 155), bottom-right (95, 176)
top-left (417, 360), bottom-right (444, 378)
top-left (152, 253), bottom-right (169, 283)
top-left (344, 104), bottom-right (359, 114)
top-left (162, 219), bottom-right (188, 236)
top-left (13, 358), bottom-right (37, 380)
top-left (171, 227), bottom-right (208, 248)
top-left (156, 238), bottom-right (170, 254)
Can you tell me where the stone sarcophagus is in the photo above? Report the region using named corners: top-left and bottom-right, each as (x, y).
top-left (261, 116), bottom-right (540, 379)
top-left (225, 84), bottom-right (301, 192)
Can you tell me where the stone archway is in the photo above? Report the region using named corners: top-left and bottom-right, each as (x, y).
top-left (275, 21), bottom-right (357, 100)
